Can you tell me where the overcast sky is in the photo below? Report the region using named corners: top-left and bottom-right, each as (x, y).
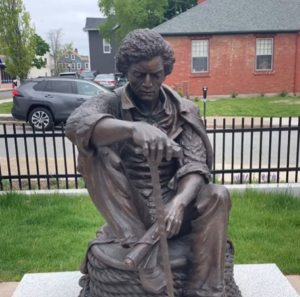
top-left (23, 0), bottom-right (104, 56)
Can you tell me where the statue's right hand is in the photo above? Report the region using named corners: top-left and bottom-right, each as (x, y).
top-left (131, 122), bottom-right (180, 163)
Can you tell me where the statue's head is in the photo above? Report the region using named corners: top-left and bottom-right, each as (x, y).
top-left (116, 29), bottom-right (175, 103)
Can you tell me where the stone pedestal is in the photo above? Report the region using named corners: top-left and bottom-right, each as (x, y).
top-left (11, 264), bottom-right (300, 297)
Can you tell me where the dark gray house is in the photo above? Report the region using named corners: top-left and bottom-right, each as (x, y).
top-left (83, 18), bottom-right (117, 74)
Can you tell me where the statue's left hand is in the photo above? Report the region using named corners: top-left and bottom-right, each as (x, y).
top-left (152, 199), bottom-right (185, 239)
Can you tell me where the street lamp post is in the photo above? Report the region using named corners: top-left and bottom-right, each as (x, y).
top-left (202, 86), bottom-right (208, 120)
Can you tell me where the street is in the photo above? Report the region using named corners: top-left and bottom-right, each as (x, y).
top-left (0, 91), bottom-right (12, 100)
top-left (1, 125), bottom-right (299, 182)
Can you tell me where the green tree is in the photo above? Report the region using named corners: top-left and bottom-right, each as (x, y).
top-left (0, 0), bottom-right (36, 79)
top-left (32, 34), bottom-right (50, 69)
top-left (164, 0), bottom-right (198, 20)
top-left (98, 0), bottom-right (198, 43)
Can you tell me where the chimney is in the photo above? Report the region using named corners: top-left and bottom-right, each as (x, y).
top-left (198, 0), bottom-right (206, 4)
top-left (75, 48), bottom-right (78, 53)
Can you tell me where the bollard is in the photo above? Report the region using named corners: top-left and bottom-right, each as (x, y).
top-left (202, 86), bottom-right (208, 120)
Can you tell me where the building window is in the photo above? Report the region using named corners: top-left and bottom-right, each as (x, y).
top-left (71, 63), bottom-right (75, 70)
top-left (44, 58), bottom-right (47, 65)
top-left (85, 63), bottom-right (89, 69)
top-left (256, 38), bottom-right (273, 71)
top-left (77, 63), bottom-right (81, 69)
top-left (191, 40), bottom-right (209, 73)
top-left (71, 54), bottom-right (75, 60)
top-left (103, 39), bottom-right (111, 54)
top-left (65, 53), bottom-right (69, 58)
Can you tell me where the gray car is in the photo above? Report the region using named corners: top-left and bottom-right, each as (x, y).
top-left (11, 77), bottom-right (110, 131)
top-left (80, 70), bottom-right (98, 81)
top-left (94, 74), bottom-right (118, 90)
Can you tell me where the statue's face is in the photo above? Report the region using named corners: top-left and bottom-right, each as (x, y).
top-left (127, 56), bottom-right (165, 103)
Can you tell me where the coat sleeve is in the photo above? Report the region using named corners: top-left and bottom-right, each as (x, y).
top-left (65, 93), bottom-right (117, 157)
top-left (168, 105), bottom-right (211, 190)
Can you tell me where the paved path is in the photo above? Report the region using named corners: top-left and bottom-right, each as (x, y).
top-left (0, 98), bottom-right (12, 104)
top-left (0, 91), bottom-right (12, 100)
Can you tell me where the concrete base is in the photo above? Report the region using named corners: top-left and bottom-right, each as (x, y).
top-left (11, 264), bottom-right (299, 297)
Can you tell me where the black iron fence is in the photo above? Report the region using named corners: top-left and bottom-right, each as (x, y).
top-left (0, 68), bottom-right (14, 84)
top-left (0, 118), bottom-right (299, 191)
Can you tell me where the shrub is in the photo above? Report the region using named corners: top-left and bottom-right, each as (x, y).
top-left (177, 90), bottom-right (184, 98)
top-left (231, 92), bottom-right (238, 98)
top-left (279, 91), bottom-right (288, 97)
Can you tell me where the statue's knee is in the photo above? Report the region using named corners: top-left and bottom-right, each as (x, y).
top-left (211, 185), bottom-right (230, 206)
top-left (196, 184), bottom-right (231, 212)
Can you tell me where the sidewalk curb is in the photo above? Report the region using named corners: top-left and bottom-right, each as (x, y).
top-left (0, 89), bottom-right (13, 92)
top-left (0, 183), bottom-right (299, 197)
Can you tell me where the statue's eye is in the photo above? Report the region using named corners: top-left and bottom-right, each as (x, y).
top-left (134, 72), bottom-right (142, 78)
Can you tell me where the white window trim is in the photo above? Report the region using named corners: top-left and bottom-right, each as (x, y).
top-left (71, 63), bottom-right (75, 70)
top-left (255, 38), bottom-right (274, 72)
top-left (85, 63), bottom-right (89, 69)
top-left (77, 63), bottom-right (81, 69)
top-left (71, 54), bottom-right (75, 60)
top-left (191, 39), bottom-right (209, 74)
top-left (103, 39), bottom-right (111, 54)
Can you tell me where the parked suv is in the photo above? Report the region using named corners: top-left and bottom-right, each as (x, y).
top-left (11, 77), bottom-right (110, 131)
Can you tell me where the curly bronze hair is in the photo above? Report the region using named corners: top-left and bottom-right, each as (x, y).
top-left (116, 29), bottom-right (175, 76)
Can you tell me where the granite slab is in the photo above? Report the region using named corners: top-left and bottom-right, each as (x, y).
top-left (11, 264), bottom-right (300, 297)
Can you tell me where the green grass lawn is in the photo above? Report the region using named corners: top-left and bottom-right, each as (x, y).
top-left (0, 102), bottom-right (13, 114)
top-left (1, 96), bottom-right (300, 117)
top-left (194, 96), bottom-right (300, 117)
top-left (0, 190), bottom-right (299, 281)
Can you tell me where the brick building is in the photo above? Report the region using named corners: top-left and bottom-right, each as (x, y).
top-left (154, 0), bottom-right (300, 97)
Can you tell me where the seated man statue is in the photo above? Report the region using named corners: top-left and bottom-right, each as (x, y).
top-left (66, 29), bottom-right (235, 297)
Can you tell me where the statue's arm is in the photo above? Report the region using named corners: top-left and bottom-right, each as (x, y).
top-left (66, 94), bottom-right (177, 160)
top-left (91, 118), bottom-right (134, 147)
top-left (65, 94), bottom-right (120, 155)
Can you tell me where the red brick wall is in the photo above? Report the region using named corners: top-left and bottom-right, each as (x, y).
top-left (163, 33), bottom-right (300, 96)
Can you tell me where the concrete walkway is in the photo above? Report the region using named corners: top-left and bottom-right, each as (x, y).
top-left (0, 282), bottom-right (19, 297)
top-left (1, 275), bottom-right (300, 296)
top-left (0, 98), bottom-right (13, 103)
top-left (0, 88), bottom-right (13, 92)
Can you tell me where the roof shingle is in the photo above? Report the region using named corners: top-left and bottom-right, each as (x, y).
top-left (83, 18), bottom-right (106, 31)
top-left (153, 0), bottom-right (300, 35)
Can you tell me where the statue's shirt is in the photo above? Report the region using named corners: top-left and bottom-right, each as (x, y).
top-left (66, 84), bottom-right (211, 208)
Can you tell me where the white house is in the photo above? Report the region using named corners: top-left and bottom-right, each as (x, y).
top-left (27, 52), bottom-right (54, 78)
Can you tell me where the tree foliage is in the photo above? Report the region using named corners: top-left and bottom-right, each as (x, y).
top-left (47, 28), bottom-right (73, 75)
top-left (32, 34), bottom-right (50, 69)
top-left (0, 0), bottom-right (36, 79)
top-left (98, 0), bottom-right (198, 42)
top-left (164, 0), bottom-right (198, 20)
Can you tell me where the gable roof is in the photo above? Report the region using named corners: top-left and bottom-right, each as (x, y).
top-left (153, 0), bottom-right (300, 36)
top-left (83, 18), bottom-right (106, 31)
top-left (60, 50), bottom-right (89, 61)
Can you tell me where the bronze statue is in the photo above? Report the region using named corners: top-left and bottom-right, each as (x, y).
top-left (66, 29), bottom-right (241, 297)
